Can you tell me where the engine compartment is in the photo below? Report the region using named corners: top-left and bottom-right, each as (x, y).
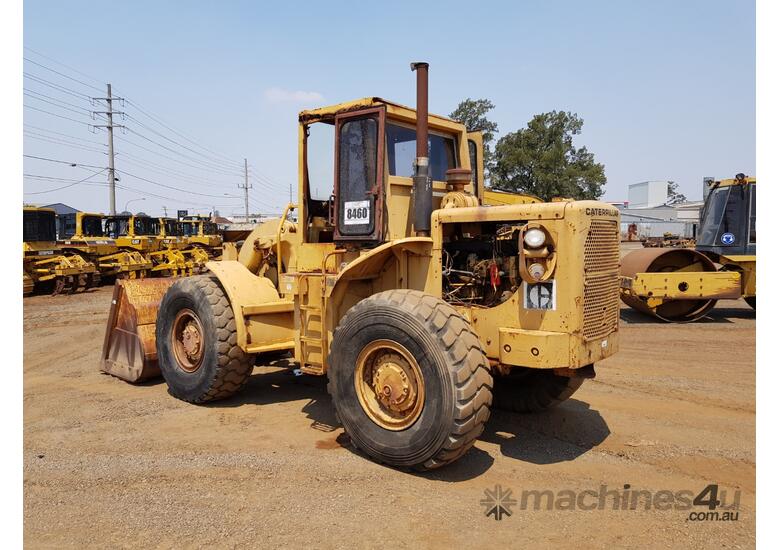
top-left (441, 222), bottom-right (524, 308)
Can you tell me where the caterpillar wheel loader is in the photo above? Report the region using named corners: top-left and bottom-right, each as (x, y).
top-left (23, 207), bottom-right (99, 295)
top-left (102, 62), bottom-right (621, 470)
top-left (58, 212), bottom-right (150, 281)
top-left (620, 174), bottom-right (756, 322)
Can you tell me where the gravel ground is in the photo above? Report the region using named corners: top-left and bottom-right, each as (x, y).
top-left (23, 285), bottom-right (755, 548)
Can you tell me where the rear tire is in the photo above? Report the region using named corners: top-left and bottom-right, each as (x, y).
top-left (156, 275), bottom-right (253, 403)
top-left (327, 289), bottom-right (493, 470)
top-left (492, 368), bottom-right (584, 413)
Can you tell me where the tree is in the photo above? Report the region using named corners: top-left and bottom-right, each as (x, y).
top-left (491, 111), bottom-right (606, 201)
top-left (666, 180), bottom-right (687, 204)
top-left (449, 99), bottom-right (498, 178)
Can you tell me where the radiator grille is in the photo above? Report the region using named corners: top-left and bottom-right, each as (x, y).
top-left (583, 220), bottom-right (620, 341)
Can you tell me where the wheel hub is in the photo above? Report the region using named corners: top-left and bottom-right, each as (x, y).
top-left (171, 309), bottom-right (205, 373)
top-left (181, 322), bottom-right (202, 360)
top-left (372, 354), bottom-right (417, 413)
top-left (355, 340), bottom-right (425, 431)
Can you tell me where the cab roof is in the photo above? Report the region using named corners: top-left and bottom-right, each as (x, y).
top-left (299, 97), bottom-right (463, 130)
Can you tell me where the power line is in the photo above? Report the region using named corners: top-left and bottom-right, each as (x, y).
top-left (24, 46), bottom-right (106, 87)
top-left (23, 154), bottom-right (105, 169)
top-left (23, 168), bottom-right (107, 194)
top-left (124, 127), bottom-right (243, 176)
top-left (23, 57), bottom-right (104, 93)
top-left (24, 132), bottom-right (107, 154)
top-left (23, 72), bottom-right (91, 100)
top-left (23, 88), bottom-right (92, 112)
top-left (113, 182), bottom-right (242, 208)
top-left (114, 134), bottom-right (245, 177)
top-left (124, 113), bottom-right (241, 170)
top-left (24, 104), bottom-right (95, 126)
top-left (23, 124), bottom-right (106, 146)
top-left (115, 168), bottom-right (244, 199)
top-left (123, 98), bottom-right (242, 166)
top-left (24, 92), bottom-right (94, 117)
top-left (116, 155), bottom-right (239, 190)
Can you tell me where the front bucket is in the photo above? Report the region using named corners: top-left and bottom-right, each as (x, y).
top-left (100, 278), bottom-right (175, 382)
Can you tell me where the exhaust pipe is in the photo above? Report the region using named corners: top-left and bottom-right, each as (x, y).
top-left (411, 62), bottom-right (431, 236)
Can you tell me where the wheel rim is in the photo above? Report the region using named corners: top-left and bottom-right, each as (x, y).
top-left (354, 339), bottom-right (425, 431)
top-left (171, 308), bottom-right (205, 373)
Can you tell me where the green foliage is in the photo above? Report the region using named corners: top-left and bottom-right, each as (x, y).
top-left (491, 111), bottom-right (606, 201)
top-left (449, 99), bottom-right (498, 177)
top-left (666, 180), bottom-right (687, 204)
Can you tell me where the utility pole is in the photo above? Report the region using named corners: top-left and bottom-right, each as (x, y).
top-left (239, 158), bottom-right (252, 223)
top-left (92, 84), bottom-right (124, 215)
top-left (289, 183), bottom-right (292, 204)
top-left (162, 206), bottom-right (168, 217)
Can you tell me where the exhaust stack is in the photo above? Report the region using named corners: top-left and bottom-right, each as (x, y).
top-left (411, 62), bottom-right (431, 236)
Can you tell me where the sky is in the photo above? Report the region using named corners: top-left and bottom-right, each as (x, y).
top-left (22, 0), bottom-right (756, 217)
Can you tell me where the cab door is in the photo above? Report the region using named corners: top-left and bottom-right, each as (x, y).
top-left (333, 107), bottom-right (386, 242)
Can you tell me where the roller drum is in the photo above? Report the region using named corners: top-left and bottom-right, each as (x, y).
top-left (620, 248), bottom-right (718, 322)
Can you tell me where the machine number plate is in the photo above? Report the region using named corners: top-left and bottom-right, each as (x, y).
top-left (343, 200), bottom-right (370, 225)
top-left (523, 281), bottom-right (556, 310)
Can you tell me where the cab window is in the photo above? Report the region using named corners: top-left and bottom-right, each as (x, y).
top-left (337, 116), bottom-right (378, 236)
top-left (386, 123), bottom-right (457, 181)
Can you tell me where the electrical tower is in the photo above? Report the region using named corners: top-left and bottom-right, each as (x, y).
top-left (239, 158), bottom-right (252, 223)
top-left (91, 84), bottom-right (124, 215)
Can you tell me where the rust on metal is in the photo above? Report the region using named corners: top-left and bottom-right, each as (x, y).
top-left (100, 278), bottom-right (175, 382)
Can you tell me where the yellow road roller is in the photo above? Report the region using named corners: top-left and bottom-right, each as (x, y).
top-left (620, 174), bottom-right (755, 322)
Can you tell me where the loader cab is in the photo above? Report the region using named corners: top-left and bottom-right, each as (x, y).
top-left (23, 207), bottom-right (57, 245)
top-left (58, 213), bottom-right (105, 239)
top-left (299, 98), bottom-right (481, 247)
top-left (158, 217), bottom-right (184, 248)
top-left (697, 174), bottom-right (756, 256)
top-left (180, 216), bottom-right (222, 248)
top-left (105, 214), bottom-right (159, 251)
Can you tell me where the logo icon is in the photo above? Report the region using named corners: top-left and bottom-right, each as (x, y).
top-left (524, 281), bottom-right (555, 310)
top-left (720, 233), bottom-right (735, 245)
top-left (480, 484), bottom-right (517, 521)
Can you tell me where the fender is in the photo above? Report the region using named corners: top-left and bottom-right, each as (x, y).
top-left (325, 237), bottom-right (433, 327)
top-left (206, 260), bottom-right (296, 353)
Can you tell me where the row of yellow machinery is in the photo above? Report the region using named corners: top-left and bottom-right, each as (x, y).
top-left (22, 209), bottom-right (223, 295)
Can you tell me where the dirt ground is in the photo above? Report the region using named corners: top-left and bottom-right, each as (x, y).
top-left (23, 284), bottom-right (755, 549)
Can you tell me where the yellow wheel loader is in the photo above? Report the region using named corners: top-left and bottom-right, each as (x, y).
top-left (620, 174), bottom-right (755, 322)
top-left (58, 212), bottom-right (150, 281)
top-left (23, 207), bottom-right (98, 295)
top-left (102, 62), bottom-right (621, 470)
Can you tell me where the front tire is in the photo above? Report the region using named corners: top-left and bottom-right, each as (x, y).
top-left (327, 290), bottom-right (493, 470)
top-left (156, 275), bottom-right (253, 403)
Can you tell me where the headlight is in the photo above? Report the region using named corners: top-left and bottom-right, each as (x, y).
top-left (523, 228), bottom-right (546, 248)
